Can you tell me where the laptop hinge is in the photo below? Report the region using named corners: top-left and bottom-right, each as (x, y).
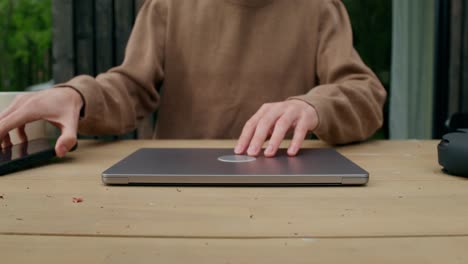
top-left (102, 176), bottom-right (129, 185)
top-left (341, 177), bottom-right (368, 185)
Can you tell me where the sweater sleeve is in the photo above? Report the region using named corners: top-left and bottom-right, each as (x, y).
top-left (54, 0), bottom-right (166, 135)
top-left (289, 0), bottom-right (387, 145)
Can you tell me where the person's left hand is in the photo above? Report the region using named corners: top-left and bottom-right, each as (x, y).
top-left (235, 100), bottom-right (319, 157)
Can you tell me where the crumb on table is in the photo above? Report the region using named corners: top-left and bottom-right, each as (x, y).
top-left (72, 197), bottom-right (84, 203)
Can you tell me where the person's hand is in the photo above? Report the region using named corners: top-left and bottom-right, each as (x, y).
top-left (0, 88), bottom-right (83, 157)
top-left (235, 100), bottom-right (318, 157)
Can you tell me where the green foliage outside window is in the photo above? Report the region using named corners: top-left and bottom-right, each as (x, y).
top-left (0, 0), bottom-right (52, 92)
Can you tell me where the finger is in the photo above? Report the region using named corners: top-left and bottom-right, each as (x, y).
top-left (287, 119), bottom-right (309, 156)
top-left (264, 114), bottom-right (296, 157)
top-left (20, 138), bottom-right (28, 157)
top-left (235, 119), bottom-right (257, 154)
top-left (0, 105), bottom-right (16, 122)
top-left (17, 125), bottom-right (28, 143)
top-left (0, 109), bottom-right (36, 140)
top-left (55, 121), bottom-right (78, 158)
top-left (0, 95), bottom-right (35, 142)
top-left (1, 133), bottom-right (12, 149)
top-left (235, 104), bottom-right (270, 154)
top-left (1, 143), bottom-right (12, 159)
top-left (0, 95), bottom-right (25, 121)
top-left (247, 110), bottom-right (283, 156)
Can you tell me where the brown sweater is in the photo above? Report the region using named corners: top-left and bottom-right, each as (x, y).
top-left (56, 0), bottom-right (386, 144)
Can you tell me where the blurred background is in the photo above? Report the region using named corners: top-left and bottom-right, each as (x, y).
top-left (0, 0), bottom-right (52, 92)
top-left (0, 0), bottom-right (466, 140)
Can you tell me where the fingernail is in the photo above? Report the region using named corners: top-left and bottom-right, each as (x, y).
top-left (288, 145), bottom-right (298, 155)
top-left (60, 146), bottom-right (68, 157)
top-left (265, 145), bottom-right (273, 154)
top-left (248, 145), bottom-right (258, 154)
top-left (235, 145), bottom-right (242, 154)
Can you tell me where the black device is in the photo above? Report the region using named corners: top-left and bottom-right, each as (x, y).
top-left (438, 129), bottom-right (468, 177)
top-left (0, 138), bottom-right (77, 175)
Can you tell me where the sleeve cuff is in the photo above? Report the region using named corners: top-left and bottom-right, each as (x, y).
top-left (54, 75), bottom-right (102, 124)
top-left (287, 91), bottom-right (333, 143)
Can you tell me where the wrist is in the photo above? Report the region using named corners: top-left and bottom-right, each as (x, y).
top-left (63, 87), bottom-right (85, 117)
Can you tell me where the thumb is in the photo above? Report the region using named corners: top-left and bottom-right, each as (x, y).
top-left (55, 124), bottom-right (77, 158)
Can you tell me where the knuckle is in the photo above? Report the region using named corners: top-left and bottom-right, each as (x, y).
top-left (244, 120), bottom-right (255, 130)
top-left (287, 101), bottom-right (295, 107)
top-left (294, 120), bottom-right (307, 129)
top-left (68, 135), bottom-right (78, 143)
top-left (14, 109), bottom-right (32, 120)
top-left (302, 107), bottom-right (314, 116)
top-left (62, 134), bottom-right (77, 144)
top-left (285, 105), bottom-right (299, 115)
top-left (261, 102), bottom-right (275, 110)
top-left (14, 93), bottom-right (34, 106)
top-left (294, 128), bottom-right (308, 137)
top-left (258, 118), bottom-right (274, 128)
top-left (269, 131), bottom-right (283, 143)
top-left (275, 120), bottom-right (290, 132)
top-left (270, 102), bottom-right (279, 107)
top-left (273, 102), bottom-right (285, 110)
top-left (14, 94), bottom-right (26, 101)
top-left (301, 119), bottom-right (313, 130)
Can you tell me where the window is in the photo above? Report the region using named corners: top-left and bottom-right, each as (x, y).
top-left (343, 0), bottom-right (392, 138)
top-left (0, 0), bottom-right (52, 92)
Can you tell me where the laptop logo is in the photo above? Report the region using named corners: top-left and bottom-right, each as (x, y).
top-left (218, 155), bottom-right (256, 163)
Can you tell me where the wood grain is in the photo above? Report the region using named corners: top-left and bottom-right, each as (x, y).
top-left (1, 140), bottom-right (467, 239)
top-left (2, 235), bottom-right (468, 264)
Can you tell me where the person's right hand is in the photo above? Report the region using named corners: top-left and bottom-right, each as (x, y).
top-left (0, 88), bottom-right (83, 157)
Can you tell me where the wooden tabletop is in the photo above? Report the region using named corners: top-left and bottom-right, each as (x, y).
top-left (1, 140), bottom-right (467, 263)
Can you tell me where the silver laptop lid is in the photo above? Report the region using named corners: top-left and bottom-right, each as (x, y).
top-left (102, 148), bottom-right (368, 186)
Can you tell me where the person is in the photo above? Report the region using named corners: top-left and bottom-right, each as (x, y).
top-left (0, 0), bottom-right (386, 158)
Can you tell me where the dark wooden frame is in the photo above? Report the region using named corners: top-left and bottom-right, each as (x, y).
top-left (434, 0), bottom-right (468, 137)
top-left (53, 0), bottom-right (145, 82)
top-left (52, 0), bottom-right (152, 138)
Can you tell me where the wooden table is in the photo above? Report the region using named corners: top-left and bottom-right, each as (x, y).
top-left (1, 140), bottom-right (467, 263)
